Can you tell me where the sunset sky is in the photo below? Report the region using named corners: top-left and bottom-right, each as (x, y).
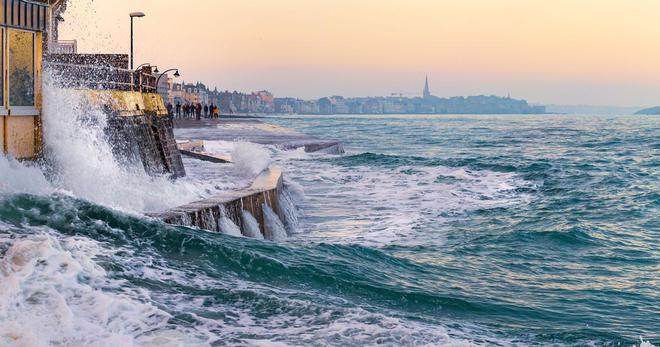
top-left (59, 0), bottom-right (660, 106)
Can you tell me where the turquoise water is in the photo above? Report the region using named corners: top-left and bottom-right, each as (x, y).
top-left (0, 114), bottom-right (658, 346)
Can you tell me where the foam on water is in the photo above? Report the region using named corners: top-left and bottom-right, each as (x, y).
top-left (0, 226), bottom-right (177, 347)
top-left (277, 153), bottom-right (535, 246)
top-left (241, 210), bottom-right (264, 239)
top-left (262, 204), bottom-right (288, 241)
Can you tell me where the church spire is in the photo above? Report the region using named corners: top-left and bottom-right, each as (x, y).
top-left (423, 75), bottom-right (431, 98)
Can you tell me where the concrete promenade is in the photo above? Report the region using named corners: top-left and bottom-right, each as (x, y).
top-left (173, 117), bottom-right (344, 154)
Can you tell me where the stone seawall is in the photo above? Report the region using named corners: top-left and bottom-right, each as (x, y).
top-left (78, 90), bottom-right (186, 178)
top-left (149, 167), bottom-right (288, 240)
top-left (105, 113), bottom-right (185, 178)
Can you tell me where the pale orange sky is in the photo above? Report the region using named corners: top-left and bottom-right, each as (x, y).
top-left (59, 0), bottom-right (660, 106)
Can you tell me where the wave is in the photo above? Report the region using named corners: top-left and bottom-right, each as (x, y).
top-left (0, 187), bottom-right (654, 346)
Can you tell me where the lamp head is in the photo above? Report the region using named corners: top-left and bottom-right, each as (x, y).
top-left (153, 67), bottom-right (159, 74)
top-left (130, 12), bottom-right (146, 18)
top-left (174, 70), bottom-right (181, 78)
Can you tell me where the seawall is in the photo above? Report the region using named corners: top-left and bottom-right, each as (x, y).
top-left (174, 118), bottom-right (344, 154)
top-left (149, 167), bottom-right (287, 240)
top-left (77, 90), bottom-right (186, 178)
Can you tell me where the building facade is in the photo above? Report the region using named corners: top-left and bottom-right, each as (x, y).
top-left (1, 0), bottom-right (52, 159)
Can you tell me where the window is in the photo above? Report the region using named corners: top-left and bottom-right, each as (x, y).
top-left (9, 29), bottom-right (35, 107)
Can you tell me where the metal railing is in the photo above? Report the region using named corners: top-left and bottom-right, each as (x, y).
top-left (44, 61), bottom-right (157, 92)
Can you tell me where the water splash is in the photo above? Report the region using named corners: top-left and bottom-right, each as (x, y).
top-left (39, 74), bottom-right (206, 213)
top-left (240, 210), bottom-right (264, 239)
top-left (262, 204), bottom-right (287, 241)
top-left (232, 142), bottom-right (272, 177)
top-left (0, 157), bottom-right (52, 196)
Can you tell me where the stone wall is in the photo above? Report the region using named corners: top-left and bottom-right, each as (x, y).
top-left (149, 115), bottom-right (186, 178)
top-left (150, 168), bottom-right (287, 240)
top-left (78, 90), bottom-right (186, 178)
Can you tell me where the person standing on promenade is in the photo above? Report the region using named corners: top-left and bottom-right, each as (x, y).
top-left (175, 102), bottom-right (181, 118)
top-left (196, 103), bottom-right (202, 120)
top-left (209, 104), bottom-right (215, 118)
top-left (166, 103), bottom-right (173, 116)
top-left (204, 104), bottom-right (209, 118)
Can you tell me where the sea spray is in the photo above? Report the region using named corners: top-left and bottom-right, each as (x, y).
top-left (240, 210), bottom-right (264, 239)
top-left (231, 142), bottom-right (272, 177)
top-left (40, 74), bottom-right (205, 213)
top-left (219, 207), bottom-right (243, 237)
top-left (0, 157), bottom-right (52, 196)
top-left (262, 204), bottom-right (287, 241)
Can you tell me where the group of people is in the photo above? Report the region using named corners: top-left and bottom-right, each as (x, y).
top-left (167, 102), bottom-right (220, 120)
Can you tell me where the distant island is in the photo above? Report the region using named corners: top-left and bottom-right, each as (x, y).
top-left (274, 77), bottom-right (546, 115)
top-left (635, 106), bottom-right (660, 115)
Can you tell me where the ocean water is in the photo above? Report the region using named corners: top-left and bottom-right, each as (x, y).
top-left (0, 112), bottom-right (658, 346)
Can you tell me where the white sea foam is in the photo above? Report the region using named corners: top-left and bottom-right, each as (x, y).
top-left (231, 142), bottom-right (272, 177)
top-left (203, 139), bottom-right (236, 157)
top-left (0, 157), bottom-right (52, 196)
top-left (274, 150), bottom-right (535, 246)
top-left (241, 210), bottom-right (264, 239)
top-left (0, 226), bottom-right (178, 347)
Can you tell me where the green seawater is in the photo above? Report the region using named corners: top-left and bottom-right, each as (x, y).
top-left (0, 114), bottom-right (658, 346)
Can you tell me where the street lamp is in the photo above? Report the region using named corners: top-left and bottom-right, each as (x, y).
top-left (155, 69), bottom-right (181, 88)
top-left (129, 11), bottom-right (146, 70)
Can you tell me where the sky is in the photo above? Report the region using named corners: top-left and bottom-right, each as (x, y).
top-left (59, 0), bottom-right (660, 107)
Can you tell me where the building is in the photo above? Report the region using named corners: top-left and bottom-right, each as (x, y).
top-left (423, 75), bottom-right (432, 98)
top-left (0, 0), bottom-right (53, 159)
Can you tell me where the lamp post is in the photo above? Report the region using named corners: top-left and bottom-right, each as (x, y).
top-left (155, 69), bottom-right (180, 115)
top-left (155, 69), bottom-right (181, 87)
top-left (129, 12), bottom-right (145, 70)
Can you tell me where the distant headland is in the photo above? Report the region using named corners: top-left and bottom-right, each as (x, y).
top-left (635, 106), bottom-right (660, 115)
top-left (274, 77), bottom-right (546, 115)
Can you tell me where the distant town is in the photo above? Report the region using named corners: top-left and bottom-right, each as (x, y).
top-left (156, 75), bottom-right (546, 115)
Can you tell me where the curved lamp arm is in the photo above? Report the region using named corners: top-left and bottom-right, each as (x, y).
top-left (135, 63), bottom-right (151, 71)
top-left (155, 69), bottom-right (180, 87)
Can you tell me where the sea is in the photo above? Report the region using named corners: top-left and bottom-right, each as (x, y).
top-left (0, 106), bottom-right (658, 346)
